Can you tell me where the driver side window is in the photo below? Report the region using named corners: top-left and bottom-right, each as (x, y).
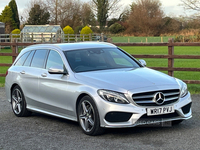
top-left (46, 50), bottom-right (64, 69)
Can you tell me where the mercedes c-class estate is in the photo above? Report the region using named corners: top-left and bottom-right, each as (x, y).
top-left (5, 42), bottom-right (192, 135)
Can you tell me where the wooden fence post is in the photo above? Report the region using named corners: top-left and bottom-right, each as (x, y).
top-left (41, 33), bottom-right (43, 43)
top-left (168, 38), bottom-right (174, 76)
top-left (89, 33), bottom-right (92, 41)
top-left (11, 39), bottom-right (18, 63)
top-left (20, 32), bottom-right (23, 42)
top-left (57, 38), bottom-right (61, 43)
top-left (101, 33), bottom-right (104, 42)
top-left (31, 33), bottom-right (33, 43)
top-left (75, 34), bottom-right (77, 42)
top-left (50, 33), bottom-right (53, 43)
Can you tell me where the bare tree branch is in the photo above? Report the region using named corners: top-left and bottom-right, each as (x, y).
top-left (180, 0), bottom-right (200, 11)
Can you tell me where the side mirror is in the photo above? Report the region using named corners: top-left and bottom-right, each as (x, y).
top-left (48, 66), bottom-right (67, 75)
top-left (139, 59), bottom-right (147, 67)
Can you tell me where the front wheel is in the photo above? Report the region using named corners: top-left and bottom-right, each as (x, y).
top-left (77, 96), bottom-right (104, 135)
top-left (11, 85), bottom-right (31, 117)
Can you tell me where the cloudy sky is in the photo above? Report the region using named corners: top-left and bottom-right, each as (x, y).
top-left (0, 0), bottom-right (195, 17)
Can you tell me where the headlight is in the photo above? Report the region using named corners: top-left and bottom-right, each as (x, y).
top-left (98, 90), bottom-right (130, 104)
top-left (175, 79), bottom-right (188, 98)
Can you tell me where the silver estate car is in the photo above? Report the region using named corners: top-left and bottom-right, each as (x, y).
top-left (5, 42), bottom-right (192, 135)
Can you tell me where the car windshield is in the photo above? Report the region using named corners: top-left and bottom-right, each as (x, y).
top-left (64, 48), bottom-right (140, 73)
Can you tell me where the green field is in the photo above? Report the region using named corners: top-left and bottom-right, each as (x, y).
top-left (120, 46), bottom-right (200, 94)
top-left (111, 36), bottom-right (175, 43)
top-left (0, 48), bottom-right (12, 86)
top-left (1, 46), bottom-right (200, 94)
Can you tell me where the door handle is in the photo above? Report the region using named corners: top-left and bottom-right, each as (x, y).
top-left (41, 73), bottom-right (47, 77)
top-left (20, 71), bottom-right (25, 74)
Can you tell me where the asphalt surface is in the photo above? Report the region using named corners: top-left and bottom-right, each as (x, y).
top-left (0, 87), bottom-right (200, 150)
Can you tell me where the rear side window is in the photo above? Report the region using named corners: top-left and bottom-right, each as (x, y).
top-left (15, 51), bottom-right (31, 66)
top-left (24, 51), bottom-right (35, 66)
top-left (31, 50), bottom-right (48, 68)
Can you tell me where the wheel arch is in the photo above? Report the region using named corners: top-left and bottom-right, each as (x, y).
top-left (10, 83), bottom-right (20, 102)
top-left (76, 93), bottom-right (89, 115)
top-left (75, 92), bottom-right (105, 135)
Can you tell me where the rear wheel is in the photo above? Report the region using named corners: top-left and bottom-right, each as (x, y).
top-left (11, 85), bottom-right (31, 117)
top-left (77, 96), bottom-right (104, 135)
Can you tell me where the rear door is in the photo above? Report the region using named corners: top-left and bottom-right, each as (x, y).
top-left (20, 49), bottom-right (48, 109)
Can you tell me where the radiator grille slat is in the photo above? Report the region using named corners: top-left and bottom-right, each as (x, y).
top-left (132, 89), bottom-right (180, 106)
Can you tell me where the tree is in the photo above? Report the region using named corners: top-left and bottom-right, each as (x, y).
top-left (58, 0), bottom-right (82, 29)
top-left (91, 0), bottom-right (121, 30)
top-left (81, 3), bottom-right (96, 26)
top-left (107, 7), bottom-right (130, 30)
top-left (63, 25), bottom-right (74, 34)
top-left (109, 23), bottom-right (124, 33)
top-left (127, 0), bottom-right (164, 36)
top-left (161, 17), bottom-right (182, 34)
top-left (63, 25), bottom-right (74, 42)
top-left (80, 26), bottom-right (93, 34)
top-left (27, 4), bottom-right (50, 25)
top-left (9, 0), bottom-right (20, 29)
top-left (75, 26), bottom-right (84, 34)
top-left (43, 0), bottom-right (59, 25)
top-left (180, 0), bottom-right (200, 11)
top-left (0, 6), bottom-right (15, 33)
top-left (107, 18), bottom-right (119, 27)
top-left (80, 26), bottom-right (93, 41)
top-left (179, 16), bottom-right (200, 30)
top-left (43, 0), bottom-right (82, 29)
top-left (11, 28), bottom-right (20, 38)
top-left (20, 0), bottom-right (46, 26)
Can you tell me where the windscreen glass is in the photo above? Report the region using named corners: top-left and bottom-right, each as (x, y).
top-left (64, 48), bottom-right (140, 73)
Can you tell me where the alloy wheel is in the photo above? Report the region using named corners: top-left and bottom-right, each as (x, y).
top-left (12, 88), bottom-right (23, 115)
top-left (79, 100), bottom-right (95, 132)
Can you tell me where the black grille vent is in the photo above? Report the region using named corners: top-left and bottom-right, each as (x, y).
top-left (182, 103), bottom-right (192, 114)
top-left (132, 89), bottom-right (180, 106)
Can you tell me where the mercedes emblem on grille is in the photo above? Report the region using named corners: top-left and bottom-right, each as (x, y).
top-left (153, 92), bottom-right (165, 105)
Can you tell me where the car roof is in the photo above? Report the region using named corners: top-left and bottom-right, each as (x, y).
top-left (26, 42), bottom-right (117, 51)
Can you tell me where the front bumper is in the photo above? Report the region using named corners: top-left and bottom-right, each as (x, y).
top-left (97, 92), bottom-right (192, 128)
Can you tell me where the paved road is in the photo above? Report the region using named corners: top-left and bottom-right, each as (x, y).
top-left (0, 87), bottom-right (199, 150)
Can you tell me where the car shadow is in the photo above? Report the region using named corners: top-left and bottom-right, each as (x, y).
top-left (30, 112), bottom-right (79, 127)
top-left (28, 112), bottom-right (193, 136)
top-left (104, 120), bottom-right (192, 136)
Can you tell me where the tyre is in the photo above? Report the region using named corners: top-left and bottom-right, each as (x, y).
top-left (77, 96), bottom-right (104, 135)
top-left (172, 120), bottom-right (183, 125)
top-left (11, 85), bottom-right (31, 117)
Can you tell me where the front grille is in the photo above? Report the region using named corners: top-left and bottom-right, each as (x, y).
top-left (132, 89), bottom-right (180, 106)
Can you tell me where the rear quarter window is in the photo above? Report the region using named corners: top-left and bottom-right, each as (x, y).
top-left (15, 51), bottom-right (31, 66)
top-left (23, 50), bottom-right (35, 66)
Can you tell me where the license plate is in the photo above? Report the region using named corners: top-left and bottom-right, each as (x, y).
top-left (147, 106), bottom-right (174, 116)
